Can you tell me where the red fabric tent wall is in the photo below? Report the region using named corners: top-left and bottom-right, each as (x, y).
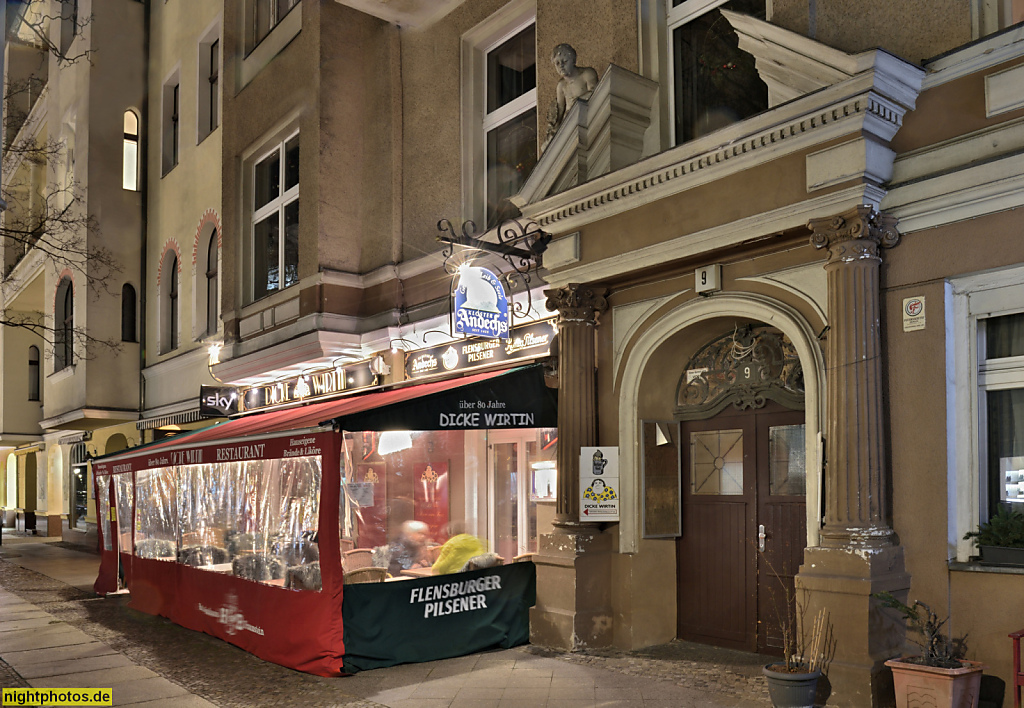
top-left (92, 431), bottom-right (346, 676)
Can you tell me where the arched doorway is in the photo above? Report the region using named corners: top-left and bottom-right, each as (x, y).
top-left (673, 325), bottom-right (806, 654)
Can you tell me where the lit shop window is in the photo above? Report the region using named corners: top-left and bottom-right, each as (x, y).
top-left (338, 428), bottom-right (557, 576)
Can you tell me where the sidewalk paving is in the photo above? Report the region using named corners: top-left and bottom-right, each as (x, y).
top-left (0, 536), bottom-right (771, 707)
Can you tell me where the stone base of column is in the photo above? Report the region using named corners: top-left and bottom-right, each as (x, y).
top-left (529, 527), bottom-right (613, 650)
top-left (44, 514), bottom-right (63, 537)
top-left (795, 546), bottom-right (910, 708)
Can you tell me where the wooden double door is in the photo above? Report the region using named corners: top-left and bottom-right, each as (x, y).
top-left (676, 403), bottom-right (807, 654)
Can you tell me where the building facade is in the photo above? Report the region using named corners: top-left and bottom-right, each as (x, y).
top-left (3, 1), bottom-right (1024, 705)
top-left (1, 0), bottom-right (145, 541)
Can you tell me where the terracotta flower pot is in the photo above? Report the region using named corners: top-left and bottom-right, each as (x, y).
top-left (762, 663), bottom-right (821, 708)
top-left (884, 657), bottom-right (985, 708)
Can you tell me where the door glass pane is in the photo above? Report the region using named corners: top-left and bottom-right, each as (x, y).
top-left (492, 441), bottom-right (519, 561)
top-left (769, 424), bottom-right (806, 495)
top-left (690, 429), bottom-right (743, 495)
top-left (524, 438), bottom-right (556, 553)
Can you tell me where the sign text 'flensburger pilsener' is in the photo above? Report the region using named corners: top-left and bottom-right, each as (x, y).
top-left (406, 318), bottom-right (556, 380)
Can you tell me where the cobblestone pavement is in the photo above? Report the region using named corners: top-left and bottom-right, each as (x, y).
top-left (0, 556), bottom-right (771, 706)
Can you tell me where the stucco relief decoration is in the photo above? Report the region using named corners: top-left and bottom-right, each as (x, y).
top-left (544, 283), bottom-right (608, 327)
top-left (191, 209), bottom-right (222, 266)
top-left (156, 239), bottom-right (183, 288)
top-left (674, 325), bottom-right (803, 420)
top-left (808, 205), bottom-right (899, 265)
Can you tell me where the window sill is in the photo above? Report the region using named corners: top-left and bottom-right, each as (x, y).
top-left (48, 365), bottom-right (76, 383)
top-left (197, 126), bottom-right (218, 146)
top-left (949, 560), bottom-right (1024, 575)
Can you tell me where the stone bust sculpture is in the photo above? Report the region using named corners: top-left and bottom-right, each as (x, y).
top-left (542, 44), bottom-right (599, 151)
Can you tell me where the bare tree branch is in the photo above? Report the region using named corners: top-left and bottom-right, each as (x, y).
top-left (0, 3), bottom-right (118, 359)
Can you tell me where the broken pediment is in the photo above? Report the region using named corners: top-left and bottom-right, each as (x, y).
top-left (721, 9), bottom-right (880, 107)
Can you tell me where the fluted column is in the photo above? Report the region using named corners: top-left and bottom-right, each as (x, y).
top-left (544, 283), bottom-right (607, 526)
top-left (808, 205), bottom-right (899, 547)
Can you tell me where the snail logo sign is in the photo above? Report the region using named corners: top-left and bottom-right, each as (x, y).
top-left (454, 266), bottom-right (509, 340)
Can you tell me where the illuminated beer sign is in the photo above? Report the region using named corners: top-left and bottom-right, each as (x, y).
top-left (406, 318), bottom-right (556, 380)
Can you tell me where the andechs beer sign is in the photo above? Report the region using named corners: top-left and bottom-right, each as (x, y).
top-left (238, 360), bottom-right (378, 413)
top-left (406, 318), bottom-right (556, 380)
top-left (453, 266), bottom-right (509, 340)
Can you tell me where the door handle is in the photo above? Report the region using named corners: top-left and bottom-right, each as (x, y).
top-left (758, 524), bottom-right (766, 552)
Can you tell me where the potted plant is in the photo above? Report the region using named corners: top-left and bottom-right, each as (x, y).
top-left (963, 505), bottom-right (1024, 566)
top-left (876, 592), bottom-right (985, 708)
top-left (761, 555), bottom-right (835, 708)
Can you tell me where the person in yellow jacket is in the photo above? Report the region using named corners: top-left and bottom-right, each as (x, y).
top-left (432, 533), bottom-right (487, 575)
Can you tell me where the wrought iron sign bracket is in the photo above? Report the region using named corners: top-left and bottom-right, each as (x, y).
top-left (437, 218), bottom-right (551, 276)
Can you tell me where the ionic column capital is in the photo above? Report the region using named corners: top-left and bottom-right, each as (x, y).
top-left (545, 284), bottom-right (608, 327)
top-left (808, 206), bottom-right (900, 266)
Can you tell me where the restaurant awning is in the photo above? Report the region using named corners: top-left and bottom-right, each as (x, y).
top-left (93, 364), bottom-right (556, 469)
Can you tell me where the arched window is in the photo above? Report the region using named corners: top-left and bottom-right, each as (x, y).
top-left (28, 346), bottom-right (40, 401)
top-left (206, 231), bottom-right (218, 335)
top-left (55, 277), bottom-right (74, 371)
top-left (121, 283), bottom-right (137, 342)
top-left (123, 110), bottom-right (139, 191)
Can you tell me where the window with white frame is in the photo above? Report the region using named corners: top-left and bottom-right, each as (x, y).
top-left (251, 132), bottom-right (299, 302)
top-left (198, 26), bottom-right (220, 143)
top-left (667, 0), bottom-right (768, 145)
top-left (162, 73), bottom-right (180, 175)
top-left (462, 3), bottom-right (538, 231)
top-left (981, 312), bottom-right (1024, 515)
top-left (950, 267), bottom-right (1024, 561)
top-left (123, 110), bottom-right (140, 190)
top-left (483, 23), bottom-right (537, 229)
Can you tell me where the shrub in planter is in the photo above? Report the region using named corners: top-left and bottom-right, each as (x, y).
top-left (875, 592), bottom-right (985, 708)
top-left (963, 505), bottom-right (1024, 565)
top-left (761, 554), bottom-right (835, 708)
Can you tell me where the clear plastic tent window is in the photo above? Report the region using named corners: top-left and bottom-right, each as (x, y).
top-left (131, 455), bottom-right (322, 591)
top-left (97, 476), bottom-right (113, 552)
